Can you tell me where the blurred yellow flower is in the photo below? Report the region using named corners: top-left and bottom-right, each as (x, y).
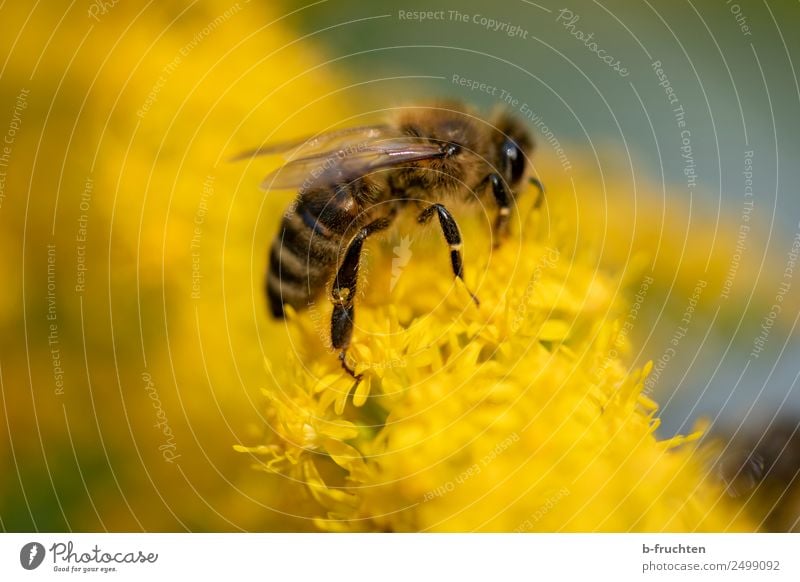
top-left (239, 187), bottom-right (757, 532)
top-left (1, 0), bottom-right (356, 531)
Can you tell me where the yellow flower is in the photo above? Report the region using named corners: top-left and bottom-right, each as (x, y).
top-left (242, 189), bottom-right (757, 532)
top-left (1, 0), bottom-right (355, 531)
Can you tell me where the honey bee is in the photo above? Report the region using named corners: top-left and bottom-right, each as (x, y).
top-left (236, 102), bottom-right (542, 383)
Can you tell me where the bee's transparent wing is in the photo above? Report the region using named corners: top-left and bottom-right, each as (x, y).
top-left (259, 137), bottom-right (445, 191)
top-left (230, 124), bottom-right (391, 161)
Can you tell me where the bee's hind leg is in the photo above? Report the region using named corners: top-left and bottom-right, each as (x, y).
top-left (418, 203), bottom-right (480, 306)
top-left (330, 215), bottom-right (393, 385)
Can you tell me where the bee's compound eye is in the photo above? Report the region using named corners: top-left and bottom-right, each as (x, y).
top-left (502, 138), bottom-right (525, 184)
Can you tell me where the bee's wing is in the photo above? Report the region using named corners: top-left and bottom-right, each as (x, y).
top-left (230, 124), bottom-right (391, 161)
top-left (260, 137), bottom-right (445, 191)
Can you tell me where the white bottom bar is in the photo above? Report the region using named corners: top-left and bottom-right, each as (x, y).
top-left (1, 534), bottom-right (797, 581)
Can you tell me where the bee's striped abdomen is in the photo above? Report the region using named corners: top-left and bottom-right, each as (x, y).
top-left (266, 189), bottom-right (360, 318)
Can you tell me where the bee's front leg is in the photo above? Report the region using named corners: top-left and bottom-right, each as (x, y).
top-left (489, 174), bottom-right (546, 246)
top-left (330, 215), bottom-right (393, 385)
top-left (418, 203), bottom-right (479, 306)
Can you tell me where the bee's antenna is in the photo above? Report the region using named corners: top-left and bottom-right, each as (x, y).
top-left (520, 176), bottom-right (547, 240)
top-left (528, 176), bottom-right (546, 209)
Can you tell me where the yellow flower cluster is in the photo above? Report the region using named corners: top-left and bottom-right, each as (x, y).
top-left (238, 198), bottom-right (756, 532)
top-left (0, 0), bottom-right (355, 531)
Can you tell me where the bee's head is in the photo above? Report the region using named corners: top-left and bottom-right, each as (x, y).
top-left (396, 104), bottom-right (483, 193)
top-left (490, 111), bottom-right (533, 193)
top-left (393, 104), bottom-right (534, 198)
